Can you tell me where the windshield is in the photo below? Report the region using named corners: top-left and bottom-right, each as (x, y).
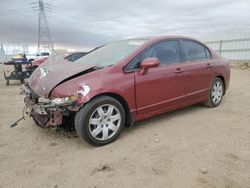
top-left (74, 39), bottom-right (148, 67)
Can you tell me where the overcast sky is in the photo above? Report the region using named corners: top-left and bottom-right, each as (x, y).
top-left (0, 0), bottom-right (250, 51)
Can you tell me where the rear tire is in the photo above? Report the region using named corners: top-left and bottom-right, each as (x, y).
top-left (204, 77), bottom-right (224, 107)
top-left (74, 96), bottom-right (125, 146)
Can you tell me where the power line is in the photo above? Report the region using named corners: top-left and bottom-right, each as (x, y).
top-left (0, 7), bottom-right (32, 12)
top-left (0, 1), bottom-right (165, 34)
top-left (46, 11), bottom-right (150, 35)
top-left (46, 6), bottom-right (155, 33)
top-left (53, 6), bottom-right (146, 27)
top-left (47, 4), bottom-right (169, 34)
top-left (0, 11), bottom-right (33, 16)
top-left (0, 5), bottom-right (33, 16)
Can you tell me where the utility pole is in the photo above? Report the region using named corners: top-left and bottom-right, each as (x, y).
top-left (37, 0), bottom-right (54, 53)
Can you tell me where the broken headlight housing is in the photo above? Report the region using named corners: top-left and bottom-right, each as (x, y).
top-left (51, 96), bottom-right (78, 105)
top-left (38, 95), bottom-right (78, 106)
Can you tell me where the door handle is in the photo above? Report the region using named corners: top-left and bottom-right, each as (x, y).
top-left (175, 68), bottom-right (184, 74)
top-left (205, 63), bottom-right (212, 68)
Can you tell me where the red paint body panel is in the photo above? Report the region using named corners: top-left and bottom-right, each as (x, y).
top-left (134, 63), bottom-right (188, 114)
top-left (26, 36), bottom-right (230, 126)
top-left (180, 60), bottom-right (215, 100)
top-left (51, 67), bottom-right (137, 111)
top-left (28, 58), bottom-right (96, 97)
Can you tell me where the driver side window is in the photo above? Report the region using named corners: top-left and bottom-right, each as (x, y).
top-left (142, 40), bottom-right (181, 66)
top-left (126, 40), bottom-right (182, 71)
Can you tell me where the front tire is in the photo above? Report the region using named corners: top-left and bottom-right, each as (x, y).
top-left (74, 96), bottom-right (125, 146)
top-left (204, 77), bottom-right (224, 107)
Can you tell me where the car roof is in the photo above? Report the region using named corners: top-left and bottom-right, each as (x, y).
top-left (124, 35), bottom-right (200, 43)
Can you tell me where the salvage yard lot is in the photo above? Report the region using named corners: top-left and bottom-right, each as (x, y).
top-left (0, 68), bottom-right (250, 188)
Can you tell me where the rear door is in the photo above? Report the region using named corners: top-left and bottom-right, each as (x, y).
top-left (180, 39), bottom-right (214, 100)
top-left (134, 40), bottom-right (189, 115)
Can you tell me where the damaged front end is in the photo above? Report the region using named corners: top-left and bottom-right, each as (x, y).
top-left (21, 83), bottom-right (89, 128)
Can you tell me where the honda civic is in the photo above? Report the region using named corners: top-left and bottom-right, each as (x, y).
top-left (21, 36), bottom-right (230, 146)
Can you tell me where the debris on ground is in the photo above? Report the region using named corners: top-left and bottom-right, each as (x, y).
top-left (155, 138), bottom-right (160, 143)
top-left (199, 168), bottom-right (208, 174)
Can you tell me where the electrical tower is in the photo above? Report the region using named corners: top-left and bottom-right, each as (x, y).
top-left (37, 0), bottom-right (54, 53)
top-left (0, 43), bottom-right (6, 63)
top-left (22, 44), bottom-right (29, 54)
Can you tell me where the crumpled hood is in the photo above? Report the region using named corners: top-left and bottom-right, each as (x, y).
top-left (28, 57), bottom-right (96, 97)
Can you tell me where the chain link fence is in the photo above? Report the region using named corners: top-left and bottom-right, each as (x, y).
top-left (201, 33), bottom-right (250, 61)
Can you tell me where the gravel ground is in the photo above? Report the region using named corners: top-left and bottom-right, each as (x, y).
top-left (0, 68), bottom-right (250, 188)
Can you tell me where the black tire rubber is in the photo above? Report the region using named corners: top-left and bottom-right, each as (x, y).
top-left (20, 78), bottom-right (25, 83)
top-left (204, 77), bottom-right (224, 108)
top-left (74, 96), bottom-right (125, 146)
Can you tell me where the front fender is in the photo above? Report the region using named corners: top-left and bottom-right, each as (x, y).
top-left (50, 69), bottom-right (136, 111)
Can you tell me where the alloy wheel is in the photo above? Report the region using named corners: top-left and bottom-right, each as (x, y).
top-left (88, 104), bottom-right (121, 141)
top-left (211, 80), bottom-right (223, 104)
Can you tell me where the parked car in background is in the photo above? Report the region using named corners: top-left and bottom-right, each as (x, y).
top-left (21, 36), bottom-right (230, 146)
top-left (26, 51), bottom-right (50, 62)
top-left (25, 52), bottom-right (87, 72)
top-left (25, 57), bottom-right (49, 72)
top-left (31, 56), bottom-right (49, 67)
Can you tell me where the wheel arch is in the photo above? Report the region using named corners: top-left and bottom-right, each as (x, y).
top-left (215, 75), bottom-right (226, 94)
top-left (86, 92), bottom-right (134, 127)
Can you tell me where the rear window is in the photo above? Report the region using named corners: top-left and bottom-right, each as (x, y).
top-left (41, 52), bottom-right (50, 56)
top-left (182, 40), bottom-right (207, 61)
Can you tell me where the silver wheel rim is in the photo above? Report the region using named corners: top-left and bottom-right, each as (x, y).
top-left (88, 104), bottom-right (121, 141)
top-left (211, 81), bottom-right (223, 104)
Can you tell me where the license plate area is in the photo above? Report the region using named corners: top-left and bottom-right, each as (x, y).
top-left (24, 97), bottom-right (47, 115)
top-left (33, 105), bottom-right (47, 115)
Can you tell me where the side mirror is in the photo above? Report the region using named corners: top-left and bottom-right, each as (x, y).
top-left (139, 58), bottom-right (160, 75)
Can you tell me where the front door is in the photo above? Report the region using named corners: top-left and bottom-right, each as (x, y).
top-left (134, 40), bottom-right (188, 115)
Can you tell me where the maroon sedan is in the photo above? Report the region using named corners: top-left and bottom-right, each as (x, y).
top-left (21, 36), bottom-right (230, 146)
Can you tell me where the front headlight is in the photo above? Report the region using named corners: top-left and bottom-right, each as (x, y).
top-left (52, 95), bottom-right (78, 105)
top-left (38, 95), bottom-right (78, 106)
top-left (38, 83), bottom-right (90, 106)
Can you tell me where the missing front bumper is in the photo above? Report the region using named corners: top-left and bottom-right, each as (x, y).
top-left (24, 96), bottom-right (63, 128)
top-left (21, 84), bottom-right (80, 128)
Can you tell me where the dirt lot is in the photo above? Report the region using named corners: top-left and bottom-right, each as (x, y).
top-left (0, 68), bottom-right (250, 188)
